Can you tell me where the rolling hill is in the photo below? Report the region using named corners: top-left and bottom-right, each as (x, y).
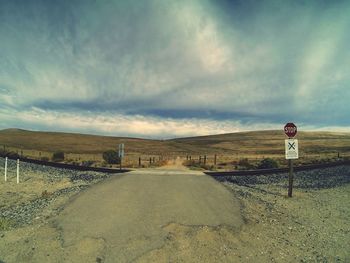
top-left (0, 128), bottom-right (349, 167)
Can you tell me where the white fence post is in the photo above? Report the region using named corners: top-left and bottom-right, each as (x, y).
top-left (4, 157), bottom-right (7, 182)
top-left (17, 159), bottom-right (19, 184)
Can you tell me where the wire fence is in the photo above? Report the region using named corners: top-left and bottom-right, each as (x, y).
top-left (1, 145), bottom-right (350, 170)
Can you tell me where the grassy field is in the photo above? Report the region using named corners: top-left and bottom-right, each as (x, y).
top-left (0, 128), bottom-right (350, 169)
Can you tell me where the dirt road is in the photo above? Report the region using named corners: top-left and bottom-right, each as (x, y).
top-left (0, 160), bottom-right (244, 263)
top-left (53, 162), bottom-right (242, 262)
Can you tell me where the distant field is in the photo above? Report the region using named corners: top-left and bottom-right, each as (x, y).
top-left (0, 128), bottom-right (350, 169)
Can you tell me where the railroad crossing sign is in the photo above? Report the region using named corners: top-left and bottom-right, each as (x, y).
top-left (118, 143), bottom-right (125, 158)
top-left (284, 123), bottom-right (297, 138)
top-left (285, 139), bottom-right (298, 159)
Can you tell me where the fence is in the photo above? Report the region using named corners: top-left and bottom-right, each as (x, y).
top-left (1, 155), bottom-right (130, 174)
top-left (1, 145), bottom-right (350, 170)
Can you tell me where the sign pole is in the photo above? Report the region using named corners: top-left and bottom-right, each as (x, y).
top-left (288, 159), bottom-right (293, 197)
top-left (4, 157), bottom-right (7, 182)
top-left (118, 143), bottom-right (124, 171)
top-left (284, 123), bottom-right (298, 198)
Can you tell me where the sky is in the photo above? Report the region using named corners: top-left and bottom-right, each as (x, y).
top-left (0, 0), bottom-right (349, 138)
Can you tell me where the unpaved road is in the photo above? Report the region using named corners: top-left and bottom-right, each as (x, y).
top-left (56, 165), bottom-right (243, 262)
top-left (0, 161), bottom-right (243, 262)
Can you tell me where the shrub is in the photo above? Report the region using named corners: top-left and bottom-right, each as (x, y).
top-left (257, 158), bottom-right (279, 169)
top-left (0, 218), bottom-right (13, 231)
top-left (0, 149), bottom-right (8, 157)
top-left (52, 151), bottom-right (65, 162)
top-left (102, 150), bottom-right (120, 164)
top-left (237, 158), bottom-right (255, 170)
top-left (40, 156), bottom-right (49, 162)
top-left (41, 190), bottom-right (52, 199)
top-left (6, 151), bottom-right (20, 159)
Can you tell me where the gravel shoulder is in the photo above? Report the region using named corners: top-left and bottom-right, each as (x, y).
top-left (0, 157), bottom-right (115, 230)
top-left (217, 165), bottom-right (350, 262)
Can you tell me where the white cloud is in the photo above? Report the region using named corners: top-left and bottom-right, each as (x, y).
top-left (2, 108), bottom-right (348, 138)
top-left (0, 107), bottom-right (285, 138)
top-left (0, 0), bottom-right (349, 137)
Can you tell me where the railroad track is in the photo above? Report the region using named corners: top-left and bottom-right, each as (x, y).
top-left (0, 155), bottom-right (130, 174)
top-left (2, 155), bottom-right (350, 176)
top-left (205, 160), bottom-right (350, 177)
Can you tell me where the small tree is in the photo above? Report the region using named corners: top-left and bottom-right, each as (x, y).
top-left (257, 158), bottom-right (279, 169)
top-left (102, 150), bottom-right (120, 164)
top-left (52, 151), bottom-right (65, 162)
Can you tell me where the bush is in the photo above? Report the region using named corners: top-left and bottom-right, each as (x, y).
top-left (237, 158), bottom-right (255, 170)
top-left (52, 151), bottom-right (65, 162)
top-left (102, 150), bottom-right (120, 164)
top-left (40, 156), bottom-right (49, 162)
top-left (41, 190), bottom-right (52, 199)
top-left (0, 149), bottom-right (7, 157)
top-left (0, 218), bottom-right (13, 231)
top-left (6, 151), bottom-right (20, 159)
top-left (257, 158), bottom-right (279, 169)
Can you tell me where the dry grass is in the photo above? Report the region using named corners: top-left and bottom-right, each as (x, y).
top-left (0, 128), bottom-right (350, 168)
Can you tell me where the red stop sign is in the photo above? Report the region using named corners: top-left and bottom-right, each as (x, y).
top-left (284, 123), bottom-right (297, 138)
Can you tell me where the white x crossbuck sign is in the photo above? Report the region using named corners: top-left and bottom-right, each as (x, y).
top-left (285, 139), bottom-right (299, 159)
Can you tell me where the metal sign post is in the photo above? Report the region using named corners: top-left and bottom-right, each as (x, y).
top-left (118, 143), bottom-right (124, 170)
top-left (284, 123), bottom-right (298, 197)
top-left (288, 159), bottom-right (293, 197)
top-left (285, 139), bottom-right (298, 197)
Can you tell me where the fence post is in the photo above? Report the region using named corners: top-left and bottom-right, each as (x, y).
top-left (17, 159), bottom-right (19, 184)
top-left (139, 157), bottom-right (141, 167)
top-left (149, 157), bottom-right (152, 165)
top-left (204, 155), bottom-right (207, 165)
top-left (214, 154), bottom-right (217, 165)
top-left (199, 156), bottom-right (201, 164)
top-left (4, 157), bottom-right (7, 182)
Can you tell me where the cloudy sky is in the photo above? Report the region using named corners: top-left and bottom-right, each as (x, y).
top-left (0, 0), bottom-right (349, 138)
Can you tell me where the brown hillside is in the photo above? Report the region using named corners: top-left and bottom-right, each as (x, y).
top-left (0, 129), bottom-right (349, 167)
